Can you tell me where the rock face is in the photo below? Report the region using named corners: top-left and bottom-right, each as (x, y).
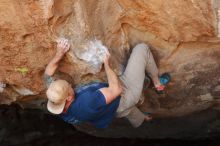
top-left (0, 0), bottom-right (220, 137)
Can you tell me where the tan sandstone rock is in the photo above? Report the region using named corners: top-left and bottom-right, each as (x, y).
top-left (0, 0), bottom-right (219, 132)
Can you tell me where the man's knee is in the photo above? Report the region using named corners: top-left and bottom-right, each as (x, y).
top-left (133, 43), bottom-right (150, 54)
top-left (132, 43), bottom-right (150, 55)
top-left (136, 43), bottom-right (149, 49)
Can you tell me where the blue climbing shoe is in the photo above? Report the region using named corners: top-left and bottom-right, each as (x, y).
top-left (159, 73), bottom-right (171, 85)
top-left (154, 73), bottom-right (171, 95)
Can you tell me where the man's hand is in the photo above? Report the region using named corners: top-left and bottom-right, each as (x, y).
top-left (56, 38), bottom-right (70, 57)
top-left (45, 38), bottom-right (70, 76)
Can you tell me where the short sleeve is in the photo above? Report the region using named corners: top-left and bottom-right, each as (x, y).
top-left (43, 74), bottom-right (55, 88)
top-left (89, 90), bottom-right (107, 109)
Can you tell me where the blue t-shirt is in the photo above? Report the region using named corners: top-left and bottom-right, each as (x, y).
top-left (59, 82), bottom-right (121, 128)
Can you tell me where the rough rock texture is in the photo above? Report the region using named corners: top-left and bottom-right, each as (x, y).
top-left (0, 0), bottom-right (220, 137)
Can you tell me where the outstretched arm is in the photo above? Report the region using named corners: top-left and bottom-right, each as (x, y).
top-left (99, 52), bottom-right (122, 104)
top-left (45, 38), bottom-right (70, 76)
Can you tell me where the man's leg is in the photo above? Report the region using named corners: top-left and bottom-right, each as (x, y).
top-left (117, 43), bottom-right (159, 125)
top-left (125, 106), bottom-right (150, 127)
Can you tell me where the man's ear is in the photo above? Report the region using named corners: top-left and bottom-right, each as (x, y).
top-left (66, 96), bottom-right (72, 101)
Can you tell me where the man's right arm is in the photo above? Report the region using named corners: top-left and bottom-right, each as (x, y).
top-left (99, 53), bottom-right (122, 104)
top-left (45, 38), bottom-right (70, 76)
top-left (44, 38), bottom-right (70, 87)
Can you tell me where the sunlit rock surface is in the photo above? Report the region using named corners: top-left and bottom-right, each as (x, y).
top-left (0, 0), bottom-right (220, 137)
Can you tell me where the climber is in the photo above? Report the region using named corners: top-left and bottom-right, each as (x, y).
top-left (44, 38), bottom-right (170, 128)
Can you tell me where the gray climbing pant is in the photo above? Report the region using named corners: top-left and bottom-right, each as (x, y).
top-left (116, 43), bottom-right (159, 127)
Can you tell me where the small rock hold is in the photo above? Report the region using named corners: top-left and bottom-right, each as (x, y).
top-left (11, 86), bottom-right (35, 96)
top-left (0, 82), bottom-right (6, 93)
top-left (197, 93), bottom-right (214, 101)
top-left (213, 85), bottom-right (220, 92)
